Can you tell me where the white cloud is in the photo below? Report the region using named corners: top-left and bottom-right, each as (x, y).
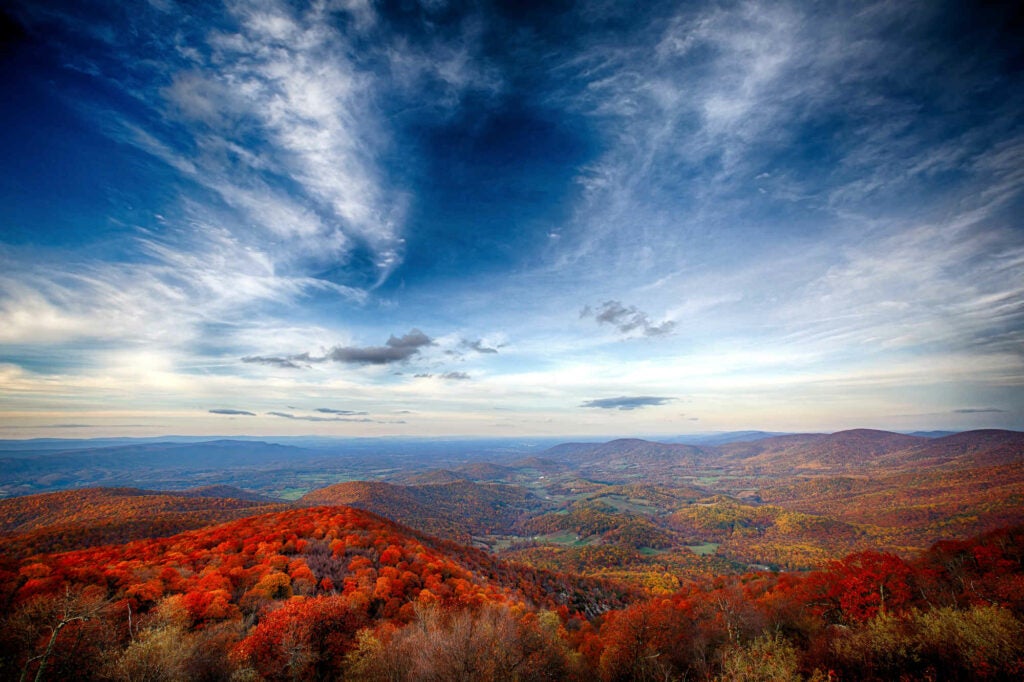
top-left (2, 0), bottom-right (1021, 436)
top-left (155, 0), bottom-right (403, 282)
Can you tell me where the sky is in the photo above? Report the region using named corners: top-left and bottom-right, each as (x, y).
top-left (0, 0), bottom-right (1022, 439)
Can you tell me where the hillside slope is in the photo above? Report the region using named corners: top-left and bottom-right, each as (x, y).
top-left (0, 504), bottom-right (632, 618)
top-left (0, 487), bottom-right (289, 557)
top-left (715, 429), bottom-right (927, 472)
top-left (299, 480), bottom-right (553, 543)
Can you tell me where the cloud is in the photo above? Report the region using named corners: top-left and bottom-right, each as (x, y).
top-left (325, 329), bottom-right (433, 365)
top-left (556, 1), bottom-right (1024, 279)
top-left (953, 408), bottom-right (1007, 414)
top-left (289, 353), bottom-right (329, 364)
top-left (772, 212), bottom-right (1024, 358)
top-left (4, 1), bottom-right (1023, 438)
top-left (580, 396), bottom-right (674, 410)
top-left (315, 407), bottom-right (368, 415)
top-left (238, 330), bottom-right (434, 370)
top-left (463, 339), bottom-right (499, 353)
top-left (156, 0), bottom-right (405, 285)
top-left (209, 408), bottom-right (256, 416)
top-left (241, 355), bottom-right (305, 369)
top-left (583, 301), bottom-right (675, 337)
top-left (267, 411), bottom-right (373, 423)
top-left (0, 0), bottom-right (506, 369)
top-left (267, 411), bottom-right (404, 424)
top-left (441, 371), bottom-right (471, 380)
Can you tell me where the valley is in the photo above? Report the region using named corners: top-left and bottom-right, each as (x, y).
top-left (2, 428), bottom-right (1023, 680)
top-left (3, 429), bottom-right (1023, 581)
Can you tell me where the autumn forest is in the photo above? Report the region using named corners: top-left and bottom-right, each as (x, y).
top-left (2, 429), bottom-right (1023, 680)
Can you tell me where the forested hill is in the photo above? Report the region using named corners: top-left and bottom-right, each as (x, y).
top-left (1, 503), bottom-right (1022, 680)
top-left (0, 487), bottom-right (289, 558)
top-left (298, 480), bottom-right (551, 543)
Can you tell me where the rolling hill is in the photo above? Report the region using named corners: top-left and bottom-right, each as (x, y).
top-left (299, 480), bottom-right (553, 543)
top-left (2, 501), bottom-right (1020, 681)
top-left (0, 487), bottom-right (289, 558)
top-left (1, 429), bottom-right (1023, 679)
top-left (3, 428), bottom-right (1021, 584)
top-left (713, 429), bottom-right (927, 472)
top-left (545, 438), bottom-right (706, 465)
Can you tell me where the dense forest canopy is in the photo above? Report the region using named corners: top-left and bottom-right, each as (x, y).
top-left (1, 429), bottom-right (1023, 680)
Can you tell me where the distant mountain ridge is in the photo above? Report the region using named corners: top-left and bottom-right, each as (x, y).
top-left (540, 428), bottom-right (1024, 475)
top-left (545, 438), bottom-right (706, 465)
top-left (712, 429), bottom-right (928, 472)
top-left (2, 427), bottom-right (1021, 578)
top-left (666, 430), bottom-right (796, 446)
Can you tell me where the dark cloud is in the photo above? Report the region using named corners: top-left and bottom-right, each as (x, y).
top-left (580, 396), bottom-right (673, 410)
top-left (241, 352), bottom-right (328, 369)
top-left (326, 329), bottom-right (433, 365)
top-left (582, 301), bottom-right (675, 337)
top-left (242, 355), bottom-right (305, 369)
top-left (267, 411), bottom-right (374, 423)
top-left (953, 408), bottom-right (1006, 414)
top-left (414, 373), bottom-right (433, 378)
top-left (241, 331), bottom-right (433, 370)
top-left (209, 408), bottom-right (256, 416)
top-left (442, 371), bottom-right (471, 380)
top-left (315, 407), bottom-right (368, 415)
top-left (463, 339), bottom-right (499, 353)
top-left (290, 352), bottom-right (327, 364)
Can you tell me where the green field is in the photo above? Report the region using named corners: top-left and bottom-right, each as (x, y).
top-left (686, 541), bottom-right (720, 556)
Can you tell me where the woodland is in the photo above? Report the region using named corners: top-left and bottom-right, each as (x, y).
top-left (1, 428), bottom-right (1023, 680)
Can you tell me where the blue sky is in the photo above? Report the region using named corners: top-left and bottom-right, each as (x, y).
top-left (0, 0), bottom-right (1022, 438)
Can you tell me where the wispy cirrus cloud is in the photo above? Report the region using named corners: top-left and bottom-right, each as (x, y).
top-left (0, 0), bottom-right (491, 367)
top-left (1, 1), bottom-right (1021, 437)
top-left (535, 0), bottom-right (1024, 399)
top-left (555, 1), bottom-right (1023, 276)
top-left (0, 222), bottom-right (360, 355)
top-left (143, 0), bottom-right (404, 285)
